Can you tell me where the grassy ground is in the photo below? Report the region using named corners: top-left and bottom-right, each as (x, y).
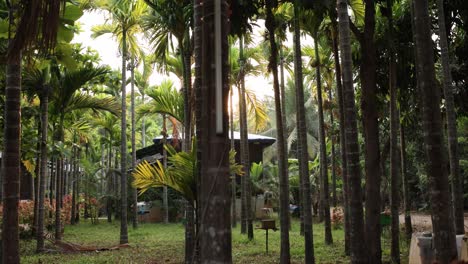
top-left (20, 218), bottom-right (409, 263)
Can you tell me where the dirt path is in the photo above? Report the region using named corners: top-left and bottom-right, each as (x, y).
top-left (399, 213), bottom-right (468, 233)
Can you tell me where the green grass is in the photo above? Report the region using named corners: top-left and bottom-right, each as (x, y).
top-left (20, 219), bottom-right (409, 263)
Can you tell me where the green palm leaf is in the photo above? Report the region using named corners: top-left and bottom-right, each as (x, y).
top-left (143, 79), bottom-right (184, 123)
top-left (65, 93), bottom-right (121, 116)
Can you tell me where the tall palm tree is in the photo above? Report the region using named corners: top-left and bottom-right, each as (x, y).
top-left (337, 0), bottom-right (367, 262)
top-left (265, 0), bottom-right (291, 262)
top-left (349, 0), bottom-right (382, 260)
top-left (142, 0), bottom-right (192, 151)
top-left (2, 1), bottom-right (63, 262)
top-left (292, 1), bottom-right (315, 262)
top-left (92, 0), bottom-right (146, 244)
top-left (137, 79), bottom-right (182, 225)
top-left (129, 57), bottom-right (138, 229)
top-left (229, 38), bottom-right (266, 238)
top-left (386, 0), bottom-right (400, 262)
top-left (237, 36), bottom-right (252, 238)
top-left (412, 0), bottom-right (457, 262)
top-left (22, 65), bottom-right (52, 252)
top-left (436, 0), bottom-right (464, 235)
top-left (49, 64), bottom-right (119, 241)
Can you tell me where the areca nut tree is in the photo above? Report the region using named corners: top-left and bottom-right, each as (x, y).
top-left (347, 0), bottom-right (383, 260)
top-left (194, 0), bottom-right (232, 261)
top-left (49, 64), bottom-right (120, 241)
top-left (436, 0), bottom-right (464, 235)
top-left (142, 0), bottom-right (192, 151)
top-left (92, 0), bottom-right (147, 245)
top-left (301, 4), bottom-right (333, 245)
top-left (22, 66), bottom-right (53, 252)
top-left (412, 0), bottom-right (457, 262)
top-left (2, 1), bottom-right (64, 262)
top-left (264, 0), bottom-right (291, 262)
top-left (337, 0), bottom-right (367, 262)
top-left (292, 1), bottom-right (315, 262)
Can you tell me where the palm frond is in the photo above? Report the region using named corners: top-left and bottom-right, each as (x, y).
top-left (145, 80), bottom-right (184, 123)
top-left (65, 93), bottom-right (121, 116)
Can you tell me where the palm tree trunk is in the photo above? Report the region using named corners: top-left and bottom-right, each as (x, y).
top-left (355, 0), bottom-right (382, 262)
top-left (400, 123), bottom-right (412, 240)
top-left (71, 146), bottom-right (77, 225)
top-left (314, 35), bottom-right (333, 245)
top-left (130, 58), bottom-right (138, 229)
top-left (436, 0), bottom-right (464, 235)
top-left (279, 39), bottom-right (291, 231)
top-left (337, 0), bottom-right (367, 262)
top-left (33, 119), bottom-right (41, 235)
top-left (331, 17), bottom-right (350, 255)
top-left (389, 42), bottom-right (400, 264)
top-left (36, 87), bottom-right (49, 252)
top-left (55, 155), bottom-right (63, 241)
top-left (265, 0), bottom-right (291, 262)
top-left (107, 138), bottom-right (113, 223)
top-left (230, 89), bottom-right (237, 228)
top-left (293, 2), bottom-right (315, 262)
top-left (120, 25), bottom-right (129, 245)
top-left (412, 0), bottom-right (457, 261)
top-left (192, 1), bottom-right (202, 261)
top-left (238, 35), bottom-right (254, 240)
top-left (75, 148), bottom-right (81, 223)
top-left (387, 1), bottom-right (400, 262)
top-left (2, 47), bottom-right (21, 264)
top-left (327, 87), bottom-right (337, 208)
top-left (162, 115), bottom-right (169, 224)
top-left (197, 0), bottom-right (232, 262)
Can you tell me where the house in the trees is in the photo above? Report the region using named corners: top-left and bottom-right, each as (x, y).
top-left (136, 132), bottom-right (276, 165)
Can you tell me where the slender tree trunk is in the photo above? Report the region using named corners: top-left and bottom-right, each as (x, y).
top-left (71, 147), bottom-right (77, 225)
top-left (33, 119), bottom-right (41, 235)
top-left (197, 1), bottom-right (232, 262)
top-left (412, 0), bottom-right (457, 262)
top-left (36, 87), bottom-right (49, 252)
top-left (238, 35), bottom-right (254, 240)
top-left (293, 2), bottom-right (315, 262)
top-left (230, 89), bottom-right (237, 228)
top-left (400, 123), bottom-right (412, 240)
top-left (49, 156), bottom-right (55, 209)
top-left (328, 87), bottom-right (337, 208)
top-left (314, 35), bottom-right (333, 245)
top-left (331, 17), bottom-right (350, 255)
top-left (337, 1), bottom-right (367, 262)
top-left (265, 0), bottom-right (291, 262)
top-left (387, 1), bottom-right (400, 262)
top-left (279, 39), bottom-right (291, 231)
top-left (130, 58), bottom-right (138, 229)
top-left (75, 148), bottom-right (81, 224)
top-left (55, 155), bottom-right (63, 241)
top-left (436, 0), bottom-right (464, 235)
top-left (162, 115), bottom-right (169, 224)
top-left (120, 26), bottom-right (129, 245)
top-left (107, 139), bottom-right (113, 223)
top-left (181, 33), bottom-right (195, 263)
top-left (2, 46), bottom-right (21, 264)
top-left (192, 2), bottom-right (202, 262)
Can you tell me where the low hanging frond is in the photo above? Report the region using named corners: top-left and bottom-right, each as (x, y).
top-left (133, 142), bottom-right (243, 205)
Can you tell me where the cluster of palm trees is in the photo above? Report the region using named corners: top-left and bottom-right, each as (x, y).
top-left (1, 0), bottom-right (465, 264)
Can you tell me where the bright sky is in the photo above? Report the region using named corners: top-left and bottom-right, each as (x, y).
top-left (72, 10), bottom-right (313, 100)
